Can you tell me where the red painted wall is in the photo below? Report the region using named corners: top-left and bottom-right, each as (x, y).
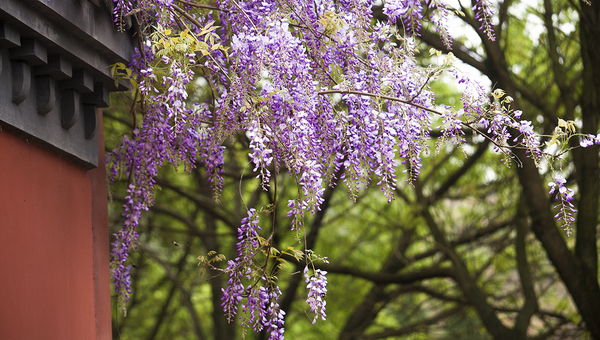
top-left (0, 110), bottom-right (111, 340)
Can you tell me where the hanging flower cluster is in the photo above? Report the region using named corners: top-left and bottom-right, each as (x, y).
top-left (304, 267), bottom-right (328, 324)
top-left (472, 0), bottom-right (496, 40)
top-left (221, 209), bottom-right (261, 322)
top-left (219, 208), bottom-right (289, 338)
top-left (548, 175), bottom-right (576, 237)
top-left (107, 0), bottom-right (596, 337)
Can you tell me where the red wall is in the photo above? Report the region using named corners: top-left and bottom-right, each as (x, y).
top-left (0, 111), bottom-right (111, 339)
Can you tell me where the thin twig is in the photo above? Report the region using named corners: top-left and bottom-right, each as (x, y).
top-left (318, 89), bottom-right (443, 115)
top-left (171, 3), bottom-right (206, 29)
top-left (174, 0), bottom-right (231, 12)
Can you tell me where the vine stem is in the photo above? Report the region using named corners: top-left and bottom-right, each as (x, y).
top-left (171, 3), bottom-right (205, 29)
top-left (317, 89), bottom-right (541, 167)
top-left (317, 89), bottom-right (444, 116)
top-left (174, 0), bottom-right (231, 12)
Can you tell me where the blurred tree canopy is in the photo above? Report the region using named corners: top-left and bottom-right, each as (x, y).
top-left (105, 0), bottom-right (600, 338)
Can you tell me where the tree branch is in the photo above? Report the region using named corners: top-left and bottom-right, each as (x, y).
top-left (432, 139), bottom-right (490, 202)
top-left (313, 263), bottom-right (456, 284)
top-left (363, 306), bottom-right (463, 340)
top-left (514, 197), bottom-right (538, 334)
top-left (139, 243), bottom-right (206, 340)
top-left (155, 179), bottom-right (238, 231)
top-left (413, 178), bottom-right (517, 339)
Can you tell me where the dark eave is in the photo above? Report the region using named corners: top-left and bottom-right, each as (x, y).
top-left (0, 0), bottom-right (137, 168)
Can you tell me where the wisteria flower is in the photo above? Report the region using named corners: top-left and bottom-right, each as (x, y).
top-left (549, 175), bottom-right (577, 236)
top-left (304, 267), bottom-right (328, 324)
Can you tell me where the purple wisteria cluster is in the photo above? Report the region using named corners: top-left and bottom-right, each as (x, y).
top-left (112, 0), bottom-right (132, 31)
top-left (472, 0), bottom-right (496, 40)
top-left (383, 0), bottom-right (456, 49)
top-left (220, 209), bottom-right (288, 339)
top-left (545, 133), bottom-right (600, 236)
top-left (548, 175), bottom-right (576, 237)
top-left (110, 234), bottom-right (132, 313)
top-left (580, 134), bottom-right (600, 148)
top-left (221, 209), bottom-right (262, 323)
top-left (383, 0), bottom-right (423, 35)
top-left (105, 0), bottom-right (584, 337)
top-left (304, 267), bottom-right (328, 324)
top-left (107, 38), bottom-right (216, 303)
